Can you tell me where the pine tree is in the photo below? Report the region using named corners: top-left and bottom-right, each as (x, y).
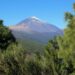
top-left (43, 3), bottom-right (75, 75)
top-left (0, 20), bottom-right (16, 50)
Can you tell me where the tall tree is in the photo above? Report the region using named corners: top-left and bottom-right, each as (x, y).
top-left (58, 3), bottom-right (75, 75)
top-left (43, 3), bottom-right (75, 75)
top-left (0, 20), bottom-right (16, 50)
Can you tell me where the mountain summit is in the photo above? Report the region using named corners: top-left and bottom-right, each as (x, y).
top-left (9, 16), bottom-right (63, 43)
top-left (10, 16), bottom-right (62, 33)
top-left (28, 16), bottom-right (41, 20)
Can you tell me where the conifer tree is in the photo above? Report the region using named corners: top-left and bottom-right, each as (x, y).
top-left (44, 3), bottom-right (75, 75)
top-left (0, 20), bottom-right (16, 50)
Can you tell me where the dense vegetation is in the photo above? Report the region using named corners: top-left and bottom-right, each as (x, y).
top-left (0, 3), bottom-right (75, 75)
top-left (18, 39), bottom-right (45, 53)
top-left (0, 20), bottom-right (16, 50)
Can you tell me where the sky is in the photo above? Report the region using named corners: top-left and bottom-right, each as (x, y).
top-left (0, 0), bottom-right (75, 29)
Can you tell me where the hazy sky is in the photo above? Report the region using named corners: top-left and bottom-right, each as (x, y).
top-left (0, 0), bottom-right (75, 29)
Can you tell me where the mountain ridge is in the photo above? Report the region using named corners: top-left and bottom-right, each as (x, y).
top-left (9, 16), bottom-right (63, 43)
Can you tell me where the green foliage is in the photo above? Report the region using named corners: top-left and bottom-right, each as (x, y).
top-left (18, 39), bottom-right (45, 53)
top-left (0, 3), bottom-right (75, 75)
top-left (73, 3), bottom-right (75, 11)
top-left (0, 43), bottom-right (27, 75)
top-left (0, 20), bottom-right (16, 50)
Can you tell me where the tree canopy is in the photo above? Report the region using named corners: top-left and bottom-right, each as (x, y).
top-left (0, 20), bottom-right (16, 50)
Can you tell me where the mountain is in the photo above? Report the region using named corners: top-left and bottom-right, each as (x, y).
top-left (9, 16), bottom-right (63, 43)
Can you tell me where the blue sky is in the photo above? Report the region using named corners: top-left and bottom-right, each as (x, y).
top-left (0, 0), bottom-right (75, 29)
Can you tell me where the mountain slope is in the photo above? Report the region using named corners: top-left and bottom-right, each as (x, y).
top-left (9, 16), bottom-right (63, 43)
